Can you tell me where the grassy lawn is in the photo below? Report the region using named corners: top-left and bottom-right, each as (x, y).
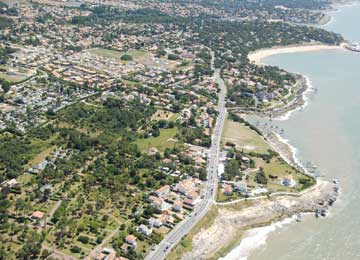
top-left (151, 109), bottom-right (174, 121)
top-left (175, 60), bottom-right (193, 71)
top-left (134, 128), bottom-right (178, 152)
top-left (28, 146), bottom-right (55, 166)
top-left (216, 186), bottom-right (242, 203)
top-left (135, 240), bottom-right (151, 257)
top-left (222, 119), bottom-right (271, 154)
top-left (169, 113), bottom-right (180, 121)
top-left (249, 157), bottom-right (314, 192)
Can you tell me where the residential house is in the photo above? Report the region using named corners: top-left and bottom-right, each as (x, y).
top-left (125, 235), bottom-right (137, 248)
top-left (174, 179), bottom-right (196, 195)
top-left (31, 210), bottom-right (45, 220)
top-left (137, 224), bottom-right (152, 236)
top-left (183, 198), bottom-right (196, 206)
top-left (223, 184), bottom-right (233, 196)
top-left (234, 181), bottom-right (247, 193)
top-left (186, 190), bottom-right (200, 204)
top-left (148, 217), bottom-right (163, 228)
top-left (172, 200), bottom-right (183, 212)
top-left (149, 195), bottom-right (164, 210)
top-left (155, 185), bottom-right (170, 198)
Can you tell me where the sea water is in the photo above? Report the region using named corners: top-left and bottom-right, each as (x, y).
top-left (223, 4), bottom-right (360, 260)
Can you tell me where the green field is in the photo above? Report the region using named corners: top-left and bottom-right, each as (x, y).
top-left (89, 48), bottom-right (147, 63)
top-left (253, 157), bottom-right (314, 192)
top-left (222, 119), bottom-right (271, 154)
top-left (135, 128), bottom-right (178, 152)
top-left (0, 72), bottom-right (28, 83)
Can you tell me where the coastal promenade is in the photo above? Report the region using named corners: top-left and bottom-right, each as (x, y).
top-left (145, 51), bottom-right (227, 260)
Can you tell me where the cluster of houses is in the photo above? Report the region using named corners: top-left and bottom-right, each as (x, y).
top-left (223, 66), bottom-right (294, 107)
top-left (0, 70), bottom-right (95, 132)
top-left (0, 0), bottom-right (222, 137)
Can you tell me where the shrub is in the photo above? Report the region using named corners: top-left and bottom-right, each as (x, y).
top-left (255, 171), bottom-right (268, 185)
top-left (167, 54), bottom-right (178, 60)
top-left (121, 54), bottom-right (133, 61)
top-left (78, 235), bottom-right (90, 244)
top-left (70, 246), bottom-right (81, 253)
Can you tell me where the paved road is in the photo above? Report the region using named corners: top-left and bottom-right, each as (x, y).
top-left (145, 51), bottom-right (227, 260)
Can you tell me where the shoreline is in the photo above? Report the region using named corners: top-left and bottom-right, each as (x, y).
top-left (186, 43), bottom-right (345, 260)
top-left (182, 179), bottom-right (339, 260)
top-left (179, 7), bottom-right (351, 260)
top-left (217, 31), bottom-right (348, 260)
top-left (233, 74), bottom-right (311, 120)
top-left (248, 43), bottom-right (345, 65)
top-left (180, 103), bottom-right (339, 260)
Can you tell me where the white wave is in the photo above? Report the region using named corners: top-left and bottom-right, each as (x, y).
top-left (322, 15), bottom-right (334, 27)
top-left (271, 131), bottom-right (309, 175)
top-left (274, 75), bottom-right (315, 121)
top-left (219, 216), bottom-right (297, 260)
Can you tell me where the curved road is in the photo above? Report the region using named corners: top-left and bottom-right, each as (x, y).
top-left (145, 51), bottom-right (227, 260)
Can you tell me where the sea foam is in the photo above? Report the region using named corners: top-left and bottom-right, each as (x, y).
top-left (275, 75), bottom-right (314, 121)
top-left (219, 216), bottom-right (297, 260)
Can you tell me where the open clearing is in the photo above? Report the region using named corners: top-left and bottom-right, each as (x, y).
top-left (89, 48), bottom-right (148, 63)
top-left (134, 128), bottom-right (178, 152)
top-left (151, 109), bottom-right (175, 121)
top-left (89, 48), bottom-right (186, 70)
top-left (0, 66), bottom-right (34, 83)
top-left (222, 119), bottom-right (271, 154)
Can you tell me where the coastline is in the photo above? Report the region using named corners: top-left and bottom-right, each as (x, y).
top-left (178, 105), bottom-right (339, 260)
top-left (182, 179), bottom-right (338, 260)
top-left (234, 42), bottom-right (349, 120)
top-left (216, 36), bottom-right (348, 260)
top-left (175, 6), bottom-right (353, 260)
top-left (232, 74), bottom-right (311, 120)
top-left (248, 43), bottom-right (345, 65)
top-left (189, 43), bottom-right (344, 260)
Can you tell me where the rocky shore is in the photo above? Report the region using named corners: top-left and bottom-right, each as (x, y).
top-left (181, 121), bottom-right (340, 259)
top-left (182, 180), bottom-right (339, 260)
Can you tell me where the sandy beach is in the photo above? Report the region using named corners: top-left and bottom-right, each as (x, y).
top-left (248, 43), bottom-right (345, 64)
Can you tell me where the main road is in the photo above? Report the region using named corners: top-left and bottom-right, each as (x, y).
top-left (145, 51), bottom-right (227, 260)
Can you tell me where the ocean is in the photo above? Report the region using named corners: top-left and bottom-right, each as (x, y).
top-left (223, 4), bottom-right (360, 260)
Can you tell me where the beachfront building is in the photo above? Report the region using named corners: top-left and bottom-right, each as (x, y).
top-left (282, 175), bottom-right (296, 187)
top-left (234, 181), bottom-right (247, 193)
top-left (223, 184), bottom-right (233, 196)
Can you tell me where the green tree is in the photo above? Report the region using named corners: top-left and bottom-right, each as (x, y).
top-left (121, 54), bottom-right (133, 61)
